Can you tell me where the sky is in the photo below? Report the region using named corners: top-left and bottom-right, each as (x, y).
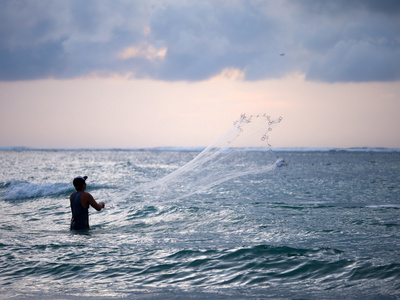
top-left (0, 0), bottom-right (399, 149)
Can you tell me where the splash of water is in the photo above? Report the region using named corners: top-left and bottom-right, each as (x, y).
top-left (126, 114), bottom-right (285, 202)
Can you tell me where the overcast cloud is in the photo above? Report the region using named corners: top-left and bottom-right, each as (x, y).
top-left (0, 0), bottom-right (399, 82)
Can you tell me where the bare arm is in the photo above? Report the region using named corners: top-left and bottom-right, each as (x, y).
top-left (82, 192), bottom-right (105, 211)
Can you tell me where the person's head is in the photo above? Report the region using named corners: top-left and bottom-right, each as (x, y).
top-left (73, 176), bottom-right (88, 191)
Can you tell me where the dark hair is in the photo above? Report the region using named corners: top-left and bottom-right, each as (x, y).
top-left (73, 178), bottom-right (86, 191)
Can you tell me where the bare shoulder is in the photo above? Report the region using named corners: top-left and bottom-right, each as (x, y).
top-left (81, 192), bottom-right (104, 211)
top-left (81, 191), bottom-right (94, 200)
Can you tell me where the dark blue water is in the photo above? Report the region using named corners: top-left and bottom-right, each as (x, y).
top-left (1, 149), bottom-right (399, 299)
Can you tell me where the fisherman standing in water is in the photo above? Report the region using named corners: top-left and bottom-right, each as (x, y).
top-left (70, 176), bottom-right (105, 230)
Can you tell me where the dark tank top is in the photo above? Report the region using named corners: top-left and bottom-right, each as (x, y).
top-left (70, 191), bottom-right (89, 230)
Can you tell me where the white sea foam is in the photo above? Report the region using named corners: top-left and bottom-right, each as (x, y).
top-left (366, 204), bottom-right (400, 209)
top-left (1, 179), bottom-right (72, 200)
top-left (1, 179), bottom-right (112, 200)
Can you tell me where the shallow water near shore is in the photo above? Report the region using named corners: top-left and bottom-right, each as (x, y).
top-left (1, 148), bottom-right (400, 299)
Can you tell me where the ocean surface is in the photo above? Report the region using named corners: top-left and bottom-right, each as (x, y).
top-left (1, 148), bottom-right (400, 299)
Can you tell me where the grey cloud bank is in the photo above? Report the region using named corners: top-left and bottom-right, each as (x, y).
top-left (0, 0), bottom-right (399, 82)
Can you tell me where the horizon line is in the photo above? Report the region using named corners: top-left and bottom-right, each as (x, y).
top-left (1, 146), bottom-right (399, 152)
